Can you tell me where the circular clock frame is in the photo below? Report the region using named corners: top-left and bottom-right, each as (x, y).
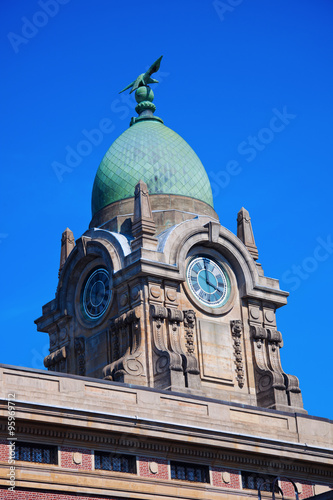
top-left (184, 248), bottom-right (236, 315)
top-left (81, 267), bottom-right (111, 320)
top-left (75, 259), bottom-right (113, 327)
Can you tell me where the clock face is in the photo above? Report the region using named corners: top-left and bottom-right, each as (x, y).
top-left (81, 268), bottom-right (112, 320)
top-left (187, 256), bottom-right (230, 308)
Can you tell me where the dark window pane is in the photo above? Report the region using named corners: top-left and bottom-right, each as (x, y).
top-left (95, 452), bottom-right (136, 474)
top-left (170, 461), bottom-right (209, 483)
top-left (242, 471), bottom-right (278, 492)
top-left (15, 443), bottom-right (57, 465)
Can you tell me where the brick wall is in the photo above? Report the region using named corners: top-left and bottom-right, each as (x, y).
top-left (0, 441), bottom-right (9, 462)
top-left (211, 466), bottom-right (241, 488)
top-left (59, 446), bottom-right (93, 470)
top-left (280, 480), bottom-right (313, 499)
top-left (137, 456), bottom-right (169, 479)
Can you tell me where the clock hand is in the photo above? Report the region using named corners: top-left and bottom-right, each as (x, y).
top-left (206, 278), bottom-right (216, 288)
top-left (203, 258), bottom-right (209, 282)
top-left (203, 259), bottom-right (215, 287)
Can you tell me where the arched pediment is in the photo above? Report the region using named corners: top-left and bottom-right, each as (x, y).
top-left (57, 229), bottom-right (130, 313)
top-left (158, 217), bottom-right (287, 304)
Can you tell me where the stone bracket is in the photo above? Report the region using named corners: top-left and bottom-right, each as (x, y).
top-left (44, 346), bottom-right (67, 372)
top-left (250, 322), bottom-right (304, 411)
top-left (103, 307), bottom-right (144, 382)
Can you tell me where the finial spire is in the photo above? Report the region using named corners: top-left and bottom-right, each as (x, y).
top-left (237, 207), bottom-right (259, 261)
top-left (131, 180), bottom-right (158, 251)
top-left (59, 227), bottom-right (75, 276)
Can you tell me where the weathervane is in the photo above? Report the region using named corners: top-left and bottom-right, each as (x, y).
top-left (119, 55), bottom-right (163, 94)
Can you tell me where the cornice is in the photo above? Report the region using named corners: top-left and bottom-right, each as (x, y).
top-left (0, 418), bottom-right (331, 482)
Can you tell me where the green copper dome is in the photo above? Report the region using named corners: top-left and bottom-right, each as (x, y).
top-left (91, 119), bottom-right (214, 216)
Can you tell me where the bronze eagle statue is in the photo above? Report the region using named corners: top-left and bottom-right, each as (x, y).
top-left (119, 55), bottom-right (163, 94)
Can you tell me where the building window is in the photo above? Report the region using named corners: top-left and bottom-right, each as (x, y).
top-left (170, 461), bottom-right (210, 483)
top-left (242, 471), bottom-right (277, 492)
top-left (15, 442), bottom-right (58, 465)
top-left (95, 451), bottom-right (136, 474)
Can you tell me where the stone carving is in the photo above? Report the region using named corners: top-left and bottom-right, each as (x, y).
top-left (264, 310), bottom-right (275, 323)
top-left (151, 304), bottom-right (168, 352)
top-left (150, 304), bottom-right (171, 376)
top-left (150, 305), bottom-right (196, 390)
top-left (149, 461), bottom-right (159, 474)
top-left (44, 346), bottom-right (67, 372)
top-left (183, 310), bottom-right (200, 388)
top-left (231, 320), bottom-right (245, 388)
top-left (183, 310), bottom-right (196, 355)
top-left (250, 324), bottom-right (287, 409)
top-left (249, 322), bottom-right (305, 411)
top-left (266, 328), bottom-right (303, 409)
top-left (150, 285), bottom-right (161, 299)
top-left (165, 288), bottom-right (177, 302)
top-left (131, 285), bottom-right (140, 301)
top-left (249, 307), bottom-right (260, 321)
top-left (183, 310), bottom-right (200, 375)
top-left (167, 308), bottom-right (184, 372)
top-left (72, 452), bottom-right (82, 465)
top-left (251, 325), bottom-right (268, 349)
top-left (103, 307), bottom-right (144, 382)
top-left (74, 337), bottom-right (85, 376)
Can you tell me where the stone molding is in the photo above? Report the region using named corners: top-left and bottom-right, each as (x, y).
top-left (0, 422), bottom-right (331, 480)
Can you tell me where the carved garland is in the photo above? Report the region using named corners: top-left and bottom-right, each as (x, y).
top-left (231, 320), bottom-right (245, 388)
top-left (183, 310), bottom-right (196, 355)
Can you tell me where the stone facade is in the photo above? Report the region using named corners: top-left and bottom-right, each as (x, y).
top-left (0, 365), bottom-right (332, 498)
top-left (35, 184), bottom-right (303, 413)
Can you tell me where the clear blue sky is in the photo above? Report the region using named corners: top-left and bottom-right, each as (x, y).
top-left (1, 0), bottom-right (333, 419)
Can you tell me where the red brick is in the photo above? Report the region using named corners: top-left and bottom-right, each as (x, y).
top-left (59, 446), bottom-right (93, 471)
top-left (138, 456), bottom-right (169, 480)
top-left (211, 466), bottom-right (241, 489)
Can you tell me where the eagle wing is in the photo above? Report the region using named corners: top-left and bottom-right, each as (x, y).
top-left (119, 80), bottom-right (135, 94)
top-left (144, 55), bottom-right (163, 79)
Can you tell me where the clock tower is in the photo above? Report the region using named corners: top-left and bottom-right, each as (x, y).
top-left (35, 59), bottom-right (304, 414)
